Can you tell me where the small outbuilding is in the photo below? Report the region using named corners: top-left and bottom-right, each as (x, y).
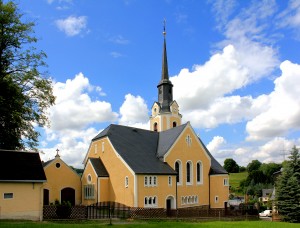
top-left (0, 150), bottom-right (46, 221)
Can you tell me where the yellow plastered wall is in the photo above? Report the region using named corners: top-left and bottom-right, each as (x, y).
top-left (209, 175), bottom-right (229, 208)
top-left (81, 160), bottom-right (99, 205)
top-left (84, 138), bottom-right (135, 207)
top-left (136, 175), bottom-right (176, 208)
top-left (164, 124), bottom-right (211, 208)
top-left (0, 182), bottom-right (43, 221)
top-left (43, 157), bottom-right (81, 205)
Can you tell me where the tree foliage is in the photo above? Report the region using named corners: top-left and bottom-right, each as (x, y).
top-left (276, 146), bottom-right (300, 223)
top-left (247, 159), bottom-right (262, 173)
top-left (0, 1), bottom-right (55, 150)
top-left (223, 158), bottom-right (239, 173)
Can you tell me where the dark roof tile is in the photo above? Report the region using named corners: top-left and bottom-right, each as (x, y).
top-left (0, 150), bottom-right (47, 182)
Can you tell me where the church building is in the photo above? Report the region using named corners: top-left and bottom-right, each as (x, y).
top-left (81, 27), bottom-right (229, 210)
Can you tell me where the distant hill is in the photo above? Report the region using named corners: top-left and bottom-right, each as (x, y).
top-left (229, 172), bottom-right (248, 194)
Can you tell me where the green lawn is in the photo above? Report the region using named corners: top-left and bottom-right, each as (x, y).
top-left (229, 172), bottom-right (248, 193)
top-left (0, 220), bottom-right (299, 228)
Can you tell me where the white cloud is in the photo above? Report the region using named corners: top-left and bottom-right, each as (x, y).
top-left (118, 94), bottom-right (149, 127)
top-left (246, 61), bottom-right (300, 141)
top-left (278, 0), bottom-right (300, 28)
top-left (207, 136), bottom-right (226, 153)
top-left (55, 16), bottom-right (87, 36)
top-left (40, 127), bottom-right (98, 168)
top-left (49, 72), bottom-right (118, 131)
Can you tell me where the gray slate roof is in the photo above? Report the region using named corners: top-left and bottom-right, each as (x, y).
top-left (89, 157), bottom-right (109, 177)
top-left (198, 139), bottom-right (228, 175)
top-left (0, 150), bottom-right (47, 182)
top-left (92, 124), bottom-right (227, 175)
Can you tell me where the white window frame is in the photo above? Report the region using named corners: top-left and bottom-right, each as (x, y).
top-left (4, 193), bottom-right (13, 199)
top-left (175, 160), bottom-right (182, 185)
top-left (144, 175), bottom-right (157, 187)
top-left (144, 195), bottom-right (157, 207)
top-left (196, 161), bottom-right (203, 184)
top-left (94, 144), bottom-right (98, 154)
top-left (168, 176), bottom-right (172, 186)
top-left (125, 176), bottom-right (129, 188)
top-left (87, 174), bottom-right (92, 183)
top-left (84, 184), bottom-right (95, 199)
top-left (223, 178), bottom-right (229, 186)
top-left (186, 134), bottom-right (192, 146)
top-left (186, 161), bottom-right (193, 185)
top-left (102, 142), bottom-right (105, 152)
top-left (215, 196), bottom-right (219, 203)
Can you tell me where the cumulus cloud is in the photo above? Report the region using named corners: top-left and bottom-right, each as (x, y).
top-left (246, 61), bottom-right (300, 141)
top-left (40, 73), bottom-right (119, 167)
top-left (40, 127), bottom-right (99, 168)
top-left (118, 94), bottom-right (149, 127)
top-left (207, 136), bottom-right (226, 153)
top-left (55, 16), bottom-right (87, 36)
top-left (49, 72), bottom-right (118, 131)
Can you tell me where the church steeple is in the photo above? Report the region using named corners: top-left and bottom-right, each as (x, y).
top-left (150, 20), bottom-right (182, 132)
top-left (157, 20), bottom-right (173, 113)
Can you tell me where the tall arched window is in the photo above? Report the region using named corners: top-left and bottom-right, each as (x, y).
top-left (154, 122), bottom-right (158, 132)
top-left (197, 161), bottom-right (203, 184)
top-left (173, 121), bottom-right (177, 127)
top-left (186, 161), bottom-right (193, 184)
top-left (175, 161), bottom-right (181, 184)
top-left (186, 162), bottom-right (191, 183)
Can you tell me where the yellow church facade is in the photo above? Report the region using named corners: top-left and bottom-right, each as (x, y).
top-left (81, 30), bottom-right (229, 210)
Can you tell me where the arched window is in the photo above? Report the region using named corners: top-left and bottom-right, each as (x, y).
top-left (173, 121), bottom-right (177, 127)
top-left (154, 122), bottom-right (158, 132)
top-left (186, 161), bottom-right (193, 184)
top-left (175, 161), bottom-right (181, 184)
top-left (197, 161), bottom-right (203, 184)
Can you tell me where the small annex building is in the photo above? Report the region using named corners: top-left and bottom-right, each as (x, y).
top-left (42, 150), bottom-right (81, 206)
top-left (0, 150), bottom-right (46, 221)
top-left (81, 29), bottom-right (229, 210)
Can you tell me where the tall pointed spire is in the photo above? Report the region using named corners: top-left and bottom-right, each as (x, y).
top-left (161, 19), bottom-right (169, 81)
top-left (150, 20), bottom-right (182, 132)
top-left (157, 19), bottom-right (173, 112)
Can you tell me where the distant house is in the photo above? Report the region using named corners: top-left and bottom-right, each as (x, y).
top-left (259, 189), bottom-right (273, 205)
top-left (43, 151), bottom-right (81, 206)
top-left (0, 150), bottom-right (46, 221)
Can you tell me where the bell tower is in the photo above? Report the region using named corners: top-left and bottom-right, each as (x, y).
top-left (150, 21), bottom-right (182, 132)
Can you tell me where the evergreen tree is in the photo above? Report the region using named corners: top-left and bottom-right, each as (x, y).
top-left (276, 146), bottom-right (300, 223)
top-left (0, 1), bottom-right (55, 150)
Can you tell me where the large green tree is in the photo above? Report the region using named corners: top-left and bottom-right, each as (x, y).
top-left (0, 1), bottom-right (55, 151)
top-left (276, 146), bottom-right (300, 223)
top-left (223, 158), bottom-right (239, 173)
top-left (247, 159), bottom-right (262, 173)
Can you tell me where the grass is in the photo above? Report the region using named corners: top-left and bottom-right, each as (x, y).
top-left (0, 220), bottom-right (299, 228)
top-left (229, 172), bottom-right (248, 194)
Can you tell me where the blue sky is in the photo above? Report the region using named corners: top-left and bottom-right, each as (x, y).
top-left (17, 0), bottom-right (300, 168)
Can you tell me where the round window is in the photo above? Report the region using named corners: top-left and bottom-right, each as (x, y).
top-left (87, 174), bottom-right (92, 183)
top-left (55, 162), bottom-right (60, 168)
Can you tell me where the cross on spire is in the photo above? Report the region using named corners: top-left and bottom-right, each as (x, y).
top-left (163, 19), bottom-right (166, 37)
top-left (55, 148), bottom-right (60, 157)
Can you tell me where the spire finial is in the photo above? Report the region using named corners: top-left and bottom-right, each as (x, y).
top-left (163, 19), bottom-right (166, 37)
top-left (55, 148), bottom-right (60, 157)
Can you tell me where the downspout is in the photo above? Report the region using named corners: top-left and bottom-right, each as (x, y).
top-left (176, 174), bottom-right (178, 219)
top-left (208, 173), bottom-right (211, 209)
